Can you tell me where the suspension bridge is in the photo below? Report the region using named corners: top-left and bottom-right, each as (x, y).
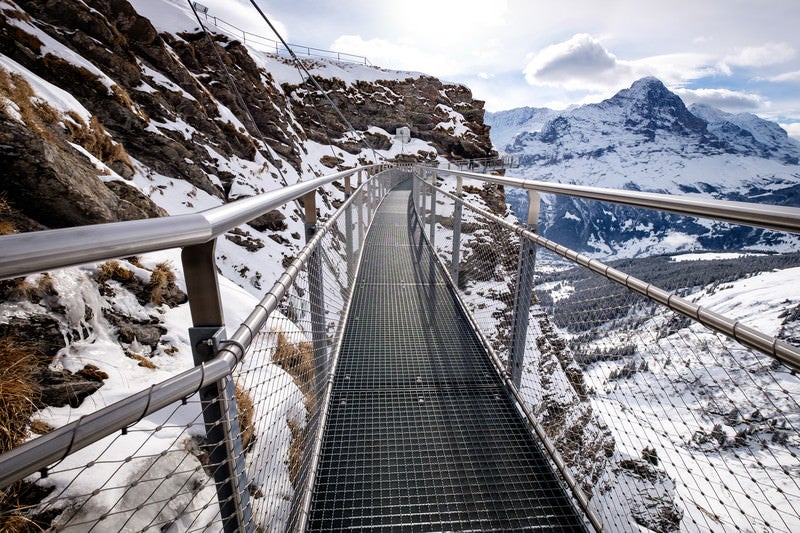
top-left (0, 165), bottom-right (799, 532)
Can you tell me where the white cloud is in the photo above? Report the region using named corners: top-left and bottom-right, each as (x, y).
top-left (330, 35), bottom-right (453, 74)
top-left (780, 122), bottom-right (800, 141)
top-left (396, 0), bottom-right (508, 29)
top-left (523, 34), bottom-right (625, 88)
top-left (522, 34), bottom-right (719, 92)
top-left (762, 70), bottom-right (800, 82)
top-left (676, 87), bottom-right (766, 111)
top-left (628, 53), bottom-right (719, 86)
top-left (724, 42), bottom-right (795, 68)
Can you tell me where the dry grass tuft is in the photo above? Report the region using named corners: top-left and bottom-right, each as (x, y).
top-left (0, 63), bottom-right (133, 177)
top-left (272, 333), bottom-right (317, 488)
top-left (0, 480), bottom-right (57, 532)
top-left (94, 260), bottom-right (136, 285)
top-left (162, 345), bottom-right (180, 356)
top-left (28, 419), bottom-right (53, 436)
top-left (64, 112), bottom-right (134, 175)
top-left (126, 352), bottom-right (157, 369)
top-left (76, 364), bottom-right (109, 382)
top-left (0, 338), bottom-right (40, 454)
top-left (286, 417), bottom-right (306, 486)
top-left (271, 333), bottom-right (315, 403)
top-left (234, 383), bottom-right (255, 452)
top-left (0, 193), bottom-right (16, 235)
top-left (0, 220), bottom-right (16, 236)
top-left (0, 513), bottom-right (37, 532)
top-left (0, 274), bottom-right (55, 304)
top-left (146, 262), bottom-right (177, 306)
top-left (0, 67), bottom-right (58, 141)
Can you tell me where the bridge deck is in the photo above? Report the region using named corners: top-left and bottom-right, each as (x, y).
top-left (307, 180), bottom-right (586, 531)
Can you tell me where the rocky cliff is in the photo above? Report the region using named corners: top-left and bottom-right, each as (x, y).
top-left (0, 0), bottom-right (494, 267)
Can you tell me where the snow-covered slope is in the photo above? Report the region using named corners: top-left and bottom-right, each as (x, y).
top-left (484, 106), bottom-right (554, 153)
top-left (0, 0), bottom-right (494, 298)
top-left (486, 77), bottom-right (800, 257)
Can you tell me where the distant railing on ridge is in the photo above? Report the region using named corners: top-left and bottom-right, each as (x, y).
top-left (446, 155), bottom-right (519, 172)
top-left (197, 10), bottom-right (371, 65)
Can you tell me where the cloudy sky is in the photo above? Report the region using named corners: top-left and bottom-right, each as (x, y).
top-left (196, 0), bottom-right (800, 139)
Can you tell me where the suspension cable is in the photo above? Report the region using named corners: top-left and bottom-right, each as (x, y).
top-left (246, 0), bottom-right (382, 163)
top-left (188, 0), bottom-right (299, 194)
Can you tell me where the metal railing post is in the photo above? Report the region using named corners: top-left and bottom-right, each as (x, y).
top-left (182, 240), bottom-right (253, 533)
top-left (344, 175), bottom-right (355, 284)
top-left (508, 190), bottom-right (540, 388)
top-left (303, 191), bottom-right (329, 398)
top-left (420, 169), bottom-right (428, 223)
top-left (357, 179), bottom-right (365, 249)
top-left (367, 175), bottom-right (374, 220)
top-left (419, 168), bottom-right (425, 213)
top-left (451, 175), bottom-right (463, 286)
top-left (429, 169), bottom-right (437, 249)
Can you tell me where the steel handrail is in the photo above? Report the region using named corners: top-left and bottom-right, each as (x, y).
top-left (0, 166), bottom-right (384, 280)
top-left (409, 175), bottom-right (604, 532)
top-left (426, 176), bottom-right (800, 372)
top-left (201, 12), bottom-right (370, 65)
top-left (0, 166), bottom-right (405, 489)
top-left (425, 166), bottom-right (800, 234)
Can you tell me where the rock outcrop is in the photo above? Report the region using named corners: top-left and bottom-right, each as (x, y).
top-left (0, 0), bottom-right (494, 235)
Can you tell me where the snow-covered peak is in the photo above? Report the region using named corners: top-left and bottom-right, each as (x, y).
top-left (690, 103), bottom-right (800, 162)
top-left (489, 76), bottom-right (800, 258)
top-left (485, 106), bottom-right (555, 151)
top-left (584, 77), bottom-right (708, 138)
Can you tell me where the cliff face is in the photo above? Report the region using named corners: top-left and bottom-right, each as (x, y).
top-left (0, 0), bottom-right (494, 243)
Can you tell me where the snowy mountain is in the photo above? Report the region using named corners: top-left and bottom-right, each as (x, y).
top-left (1, 2), bottom-right (797, 532)
top-left (486, 77), bottom-right (800, 257)
top-left (689, 103), bottom-right (800, 163)
top-left (484, 106), bottom-right (554, 153)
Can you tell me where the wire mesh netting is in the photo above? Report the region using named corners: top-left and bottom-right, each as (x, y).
top-left (5, 164), bottom-right (798, 532)
top-left (415, 168), bottom-right (800, 533)
top-left (0, 169), bottom-right (407, 532)
top-left (2, 397), bottom-right (226, 532)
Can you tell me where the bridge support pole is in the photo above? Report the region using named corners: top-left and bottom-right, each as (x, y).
top-left (508, 190), bottom-right (540, 388)
top-left (368, 172), bottom-right (377, 220)
top-left (182, 240), bottom-right (253, 533)
top-left (344, 175), bottom-right (355, 285)
top-left (419, 169), bottom-right (428, 225)
top-left (429, 170), bottom-right (437, 249)
top-left (304, 191), bottom-right (329, 400)
top-left (451, 176), bottom-right (463, 287)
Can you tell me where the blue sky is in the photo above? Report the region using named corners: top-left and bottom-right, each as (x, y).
top-left (197, 0), bottom-right (800, 139)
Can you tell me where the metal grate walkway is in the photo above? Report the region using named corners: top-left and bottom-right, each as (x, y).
top-left (307, 180), bottom-right (587, 531)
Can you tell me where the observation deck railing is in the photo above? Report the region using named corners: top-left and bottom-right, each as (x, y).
top-left (413, 164), bottom-right (800, 532)
top-left (446, 155), bottom-right (519, 172)
top-left (0, 161), bottom-right (799, 531)
top-left (196, 9), bottom-right (371, 65)
top-left (0, 164), bottom-right (405, 531)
